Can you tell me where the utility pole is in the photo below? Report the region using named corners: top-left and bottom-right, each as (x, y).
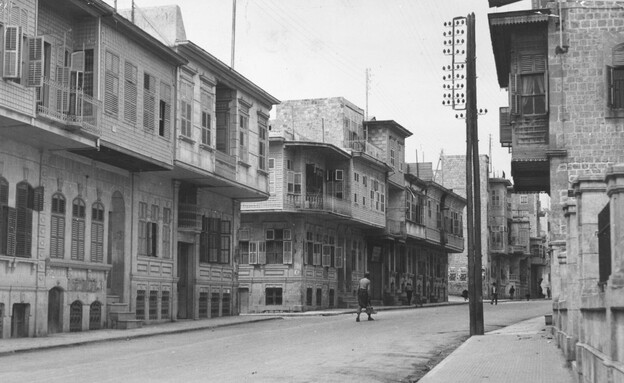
top-left (442, 13), bottom-right (484, 336)
top-left (231, 0), bottom-right (237, 69)
top-left (365, 68), bottom-right (371, 120)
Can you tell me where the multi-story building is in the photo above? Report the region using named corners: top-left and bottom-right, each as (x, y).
top-left (0, 0), bottom-right (277, 338)
top-left (439, 154), bottom-right (490, 297)
top-left (239, 98), bottom-right (465, 311)
top-left (489, 1), bottom-right (624, 381)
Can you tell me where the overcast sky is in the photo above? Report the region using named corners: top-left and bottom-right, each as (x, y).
top-left (107, 0), bottom-right (533, 179)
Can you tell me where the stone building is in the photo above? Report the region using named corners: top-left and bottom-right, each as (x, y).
top-left (0, 0), bottom-right (276, 337)
top-left (489, 0), bottom-right (624, 381)
top-left (438, 154), bottom-right (490, 297)
top-left (240, 98), bottom-right (465, 311)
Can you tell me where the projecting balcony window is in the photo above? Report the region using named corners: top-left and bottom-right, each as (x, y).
top-left (510, 52), bottom-right (548, 116)
top-left (607, 44), bottom-right (624, 112)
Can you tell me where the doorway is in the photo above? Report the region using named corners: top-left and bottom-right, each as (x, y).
top-left (177, 243), bottom-right (193, 319)
top-left (47, 287), bottom-right (63, 334)
top-left (11, 304), bottom-right (29, 338)
top-left (238, 288), bottom-right (249, 314)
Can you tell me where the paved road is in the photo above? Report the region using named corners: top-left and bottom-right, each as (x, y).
top-left (0, 300), bottom-right (551, 383)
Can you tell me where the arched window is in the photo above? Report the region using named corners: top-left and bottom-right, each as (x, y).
top-left (50, 193), bottom-right (66, 258)
top-left (69, 300), bottom-right (82, 332)
top-left (71, 198), bottom-right (86, 261)
top-left (90, 202), bottom-right (105, 263)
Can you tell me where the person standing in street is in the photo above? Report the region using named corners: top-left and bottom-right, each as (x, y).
top-left (356, 272), bottom-right (374, 322)
top-left (490, 282), bottom-right (498, 305)
top-left (509, 285), bottom-right (515, 300)
top-left (405, 281), bottom-right (414, 305)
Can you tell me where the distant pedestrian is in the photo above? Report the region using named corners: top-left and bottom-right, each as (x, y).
top-left (509, 285), bottom-right (515, 300)
top-left (490, 282), bottom-right (498, 305)
top-left (461, 289), bottom-right (469, 301)
top-left (547, 287), bottom-right (551, 299)
top-left (356, 272), bottom-right (374, 322)
top-left (405, 281), bottom-right (414, 305)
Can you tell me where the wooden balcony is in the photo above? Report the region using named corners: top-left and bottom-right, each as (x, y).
top-left (285, 193), bottom-right (351, 216)
top-left (36, 77), bottom-right (102, 137)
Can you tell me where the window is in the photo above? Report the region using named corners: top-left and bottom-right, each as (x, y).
top-left (71, 198), bottom-right (86, 261)
top-left (136, 290), bottom-right (145, 320)
top-left (180, 80), bottom-right (193, 137)
top-left (607, 44), bottom-right (624, 109)
top-left (161, 291), bottom-right (170, 320)
top-left (491, 190), bottom-right (501, 207)
top-left (104, 51), bottom-right (120, 117)
top-left (238, 113), bottom-right (249, 163)
top-left (265, 228), bottom-right (292, 264)
top-left (0, 177), bottom-right (8, 255)
top-left (406, 191), bottom-right (424, 224)
top-left (200, 91), bottom-right (212, 146)
top-left (13, 182), bottom-right (36, 258)
top-left (266, 287), bottom-right (282, 305)
top-left (162, 208), bottom-right (171, 259)
top-left (123, 61), bottom-right (137, 124)
top-left (50, 193), bottom-right (66, 259)
top-left (287, 171), bottom-right (302, 194)
top-left (149, 291), bottom-right (158, 320)
top-left (216, 106), bottom-right (229, 153)
top-left (305, 231), bottom-right (314, 265)
top-left (520, 195), bottom-right (528, 204)
top-left (143, 73), bottom-right (156, 131)
top-left (510, 52), bottom-right (547, 116)
top-left (258, 113), bottom-right (268, 170)
top-left (316, 288), bottom-right (322, 306)
top-left (269, 158), bottom-right (275, 194)
top-left (598, 203), bottom-right (611, 286)
top-left (200, 216), bottom-right (231, 264)
top-left (240, 241), bottom-right (250, 264)
top-left (159, 82), bottom-right (171, 138)
top-left (138, 202), bottom-right (158, 257)
top-left (306, 288), bottom-right (313, 306)
top-left (90, 202), bottom-right (104, 263)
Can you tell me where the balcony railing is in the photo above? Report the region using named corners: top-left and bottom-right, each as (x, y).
top-left (36, 77), bottom-right (101, 136)
top-left (178, 203), bottom-right (201, 230)
top-left (387, 219), bottom-right (406, 236)
top-left (343, 140), bottom-right (385, 160)
top-left (285, 193), bottom-right (351, 216)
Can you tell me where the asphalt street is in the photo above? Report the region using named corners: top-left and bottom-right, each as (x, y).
top-left (0, 300), bottom-right (551, 383)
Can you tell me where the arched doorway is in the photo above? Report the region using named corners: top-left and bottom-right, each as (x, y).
top-left (47, 287), bottom-right (63, 334)
top-left (69, 300), bottom-right (82, 332)
top-left (108, 191), bottom-right (126, 299)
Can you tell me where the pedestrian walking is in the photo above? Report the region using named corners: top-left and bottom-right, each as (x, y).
top-left (461, 289), bottom-right (469, 301)
top-left (509, 285), bottom-right (515, 300)
top-left (405, 281), bottom-right (414, 305)
top-left (356, 272), bottom-right (374, 322)
top-left (490, 282), bottom-right (498, 305)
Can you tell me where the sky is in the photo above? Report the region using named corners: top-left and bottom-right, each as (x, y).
top-left (107, 0), bottom-right (533, 179)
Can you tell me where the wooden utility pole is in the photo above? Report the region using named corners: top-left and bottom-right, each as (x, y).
top-left (231, 0), bottom-right (237, 69)
top-left (466, 12), bottom-right (484, 336)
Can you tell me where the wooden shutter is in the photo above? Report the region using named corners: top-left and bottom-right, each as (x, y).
top-left (27, 36), bottom-right (44, 87)
top-left (33, 186), bottom-right (44, 211)
top-left (6, 207), bottom-right (16, 256)
top-left (249, 241), bottom-right (258, 264)
top-left (607, 66), bottom-right (615, 108)
top-left (70, 51), bottom-right (85, 72)
top-left (265, 229), bottom-right (274, 240)
top-left (335, 247), bottom-right (343, 268)
top-left (3, 26), bottom-right (21, 79)
top-left (283, 241), bottom-right (292, 264)
top-left (544, 70), bottom-right (549, 113)
top-left (322, 245), bottom-right (331, 267)
top-left (91, 222), bottom-right (104, 263)
top-left (509, 73), bottom-right (519, 115)
top-left (258, 241), bottom-right (266, 264)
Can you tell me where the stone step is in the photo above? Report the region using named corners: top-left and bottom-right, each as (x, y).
top-left (115, 319), bottom-right (144, 330)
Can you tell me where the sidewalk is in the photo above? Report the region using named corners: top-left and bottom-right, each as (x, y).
top-left (418, 315), bottom-right (576, 383)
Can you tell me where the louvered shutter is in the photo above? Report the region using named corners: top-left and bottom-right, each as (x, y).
top-left (6, 207), bottom-right (16, 256)
top-left (544, 70), bottom-right (549, 113)
top-left (33, 186), bottom-right (44, 211)
top-left (27, 36), bottom-right (44, 87)
top-left (3, 26), bottom-right (21, 79)
top-left (283, 241), bottom-right (292, 264)
top-left (91, 222), bottom-right (104, 263)
top-left (124, 62), bottom-right (137, 124)
top-left (258, 241), bottom-right (266, 264)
